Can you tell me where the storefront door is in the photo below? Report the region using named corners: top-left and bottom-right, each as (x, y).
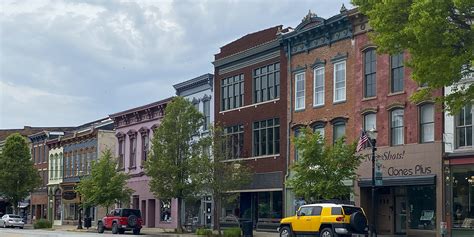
top-left (395, 196), bottom-right (407, 234)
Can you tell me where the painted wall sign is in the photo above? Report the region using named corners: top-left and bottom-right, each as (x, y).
top-left (387, 164), bottom-right (432, 176)
top-left (363, 150), bottom-right (406, 162)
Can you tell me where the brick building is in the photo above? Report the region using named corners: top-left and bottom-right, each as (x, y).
top-left (213, 25), bottom-right (288, 228)
top-left (349, 10), bottom-right (444, 237)
top-left (281, 9), bottom-right (356, 215)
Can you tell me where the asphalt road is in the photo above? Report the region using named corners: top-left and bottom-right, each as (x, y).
top-left (0, 227), bottom-right (150, 237)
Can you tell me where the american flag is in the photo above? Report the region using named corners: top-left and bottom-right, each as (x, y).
top-left (357, 131), bottom-right (369, 152)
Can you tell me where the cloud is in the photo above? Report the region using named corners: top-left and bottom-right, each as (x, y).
top-left (0, 0), bottom-right (351, 128)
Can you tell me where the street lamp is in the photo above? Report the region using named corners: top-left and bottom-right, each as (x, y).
top-left (366, 129), bottom-right (378, 237)
top-left (77, 170), bottom-right (84, 230)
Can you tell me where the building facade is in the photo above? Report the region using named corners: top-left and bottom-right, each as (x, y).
top-left (58, 118), bottom-right (114, 226)
top-left (173, 73), bottom-right (214, 228)
top-left (109, 98), bottom-right (178, 229)
top-left (349, 10), bottom-right (444, 237)
top-left (444, 73), bottom-right (474, 236)
top-left (281, 9), bottom-right (356, 215)
top-left (46, 137), bottom-right (64, 226)
top-left (213, 25), bottom-right (288, 228)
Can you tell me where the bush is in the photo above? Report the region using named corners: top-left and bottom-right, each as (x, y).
top-left (196, 228), bottom-right (213, 236)
top-left (223, 227), bottom-right (241, 237)
top-left (34, 219), bottom-right (52, 229)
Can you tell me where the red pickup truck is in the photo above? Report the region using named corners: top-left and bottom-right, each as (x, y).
top-left (97, 208), bottom-right (142, 235)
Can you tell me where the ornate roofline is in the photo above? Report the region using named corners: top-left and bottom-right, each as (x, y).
top-left (173, 74), bottom-right (214, 95)
top-left (109, 97), bottom-right (173, 119)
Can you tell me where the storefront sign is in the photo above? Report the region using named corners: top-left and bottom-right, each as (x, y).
top-left (363, 150), bottom-right (406, 162)
top-left (387, 164), bottom-right (432, 176)
top-left (62, 191), bottom-right (77, 200)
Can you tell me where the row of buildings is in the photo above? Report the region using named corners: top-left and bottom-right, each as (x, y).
top-left (0, 7), bottom-right (473, 237)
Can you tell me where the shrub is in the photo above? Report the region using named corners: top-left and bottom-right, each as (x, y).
top-left (223, 227), bottom-right (241, 237)
top-left (196, 228), bottom-right (213, 236)
top-left (34, 219), bottom-right (52, 229)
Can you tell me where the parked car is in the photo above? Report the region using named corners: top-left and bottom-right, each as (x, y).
top-left (278, 203), bottom-right (368, 237)
top-left (97, 208), bottom-right (142, 235)
top-left (0, 214), bottom-right (25, 229)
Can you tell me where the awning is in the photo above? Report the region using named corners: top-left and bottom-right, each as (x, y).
top-left (18, 202), bottom-right (29, 208)
top-left (358, 175), bottom-right (436, 187)
top-left (230, 172), bottom-right (283, 192)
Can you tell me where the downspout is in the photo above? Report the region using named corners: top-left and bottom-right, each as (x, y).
top-left (284, 40), bottom-right (292, 217)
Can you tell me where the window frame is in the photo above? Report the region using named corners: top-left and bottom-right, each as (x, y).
top-left (420, 103), bottom-right (435, 143)
top-left (203, 99), bottom-right (211, 131)
top-left (313, 67), bottom-right (325, 106)
top-left (390, 52), bottom-right (404, 93)
top-left (224, 125), bottom-right (244, 159)
top-left (364, 49), bottom-right (377, 98)
top-left (253, 63), bottom-right (280, 103)
top-left (363, 113), bottom-right (377, 131)
top-left (295, 72), bottom-right (305, 110)
top-left (333, 61), bottom-right (346, 103)
top-left (221, 74), bottom-right (244, 111)
top-left (456, 104), bottom-right (473, 148)
top-left (332, 120), bottom-right (346, 144)
top-left (390, 108), bottom-right (405, 146)
top-left (253, 118), bottom-right (280, 157)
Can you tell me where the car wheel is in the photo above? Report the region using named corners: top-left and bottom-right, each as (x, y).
top-left (133, 228), bottom-right (140, 235)
top-left (320, 227), bottom-right (334, 237)
top-left (97, 222), bottom-right (105, 233)
top-left (279, 226), bottom-right (293, 237)
top-left (112, 222), bottom-right (119, 234)
top-left (118, 228), bottom-right (125, 234)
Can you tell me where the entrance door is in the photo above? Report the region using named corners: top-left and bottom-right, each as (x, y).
top-left (395, 196), bottom-right (407, 234)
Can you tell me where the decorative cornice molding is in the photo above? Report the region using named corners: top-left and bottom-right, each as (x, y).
top-left (331, 52), bottom-right (348, 63)
top-left (311, 58), bottom-right (326, 69)
top-left (386, 102), bottom-right (406, 111)
top-left (202, 94), bottom-right (212, 102)
top-left (292, 65), bottom-right (307, 74)
top-left (330, 116), bottom-right (349, 124)
top-left (360, 107), bottom-right (378, 115)
top-left (139, 127), bottom-right (149, 135)
top-left (173, 74), bottom-right (214, 95)
top-left (127, 130), bottom-right (137, 138)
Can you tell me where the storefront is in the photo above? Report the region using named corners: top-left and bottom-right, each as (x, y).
top-left (355, 142), bottom-right (443, 237)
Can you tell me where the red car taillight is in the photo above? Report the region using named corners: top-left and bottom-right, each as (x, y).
top-left (336, 216), bottom-right (344, 222)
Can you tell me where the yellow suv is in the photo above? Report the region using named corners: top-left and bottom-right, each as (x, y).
top-left (278, 203), bottom-right (368, 237)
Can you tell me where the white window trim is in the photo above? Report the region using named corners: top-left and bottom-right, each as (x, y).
top-left (333, 61), bottom-right (346, 103)
top-left (313, 67), bottom-right (325, 106)
top-left (295, 72), bottom-right (306, 110)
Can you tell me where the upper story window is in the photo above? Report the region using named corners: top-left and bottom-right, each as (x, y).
top-left (313, 124), bottom-right (325, 140)
top-left (118, 139), bottom-right (124, 170)
top-left (221, 74), bottom-right (244, 111)
top-left (130, 135), bottom-right (137, 168)
top-left (254, 63), bottom-right (280, 103)
top-left (333, 61), bottom-right (346, 103)
top-left (295, 72), bottom-right (305, 110)
top-left (313, 67), bottom-right (325, 106)
top-left (420, 104), bottom-right (435, 143)
top-left (364, 113), bottom-right (377, 131)
top-left (333, 120), bottom-right (346, 144)
top-left (141, 132), bottom-right (149, 162)
top-left (391, 109), bottom-right (405, 146)
top-left (253, 118), bottom-right (280, 156)
top-left (224, 125), bottom-right (244, 159)
top-left (364, 49), bottom-right (377, 98)
top-left (391, 53), bottom-right (404, 93)
top-left (203, 99), bottom-right (211, 131)
top-left (456, 104), bottom-right (472, 148)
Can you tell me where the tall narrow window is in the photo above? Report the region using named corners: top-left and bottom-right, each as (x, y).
top-left (253, 118), bottom-right (280, 156)
top-left (295, 73), bottom-right (305, 110)
top-left (313, 124), bottom-right (325, 143)
top-left (130, 136), bottom-right (137, 168)
top-left (224, 125), bottom-right (244, 159)
top-left (313, 67), bottom-right (325, 106)
top-left (221, 74), bottom-right (244, 111)
top-left (457, 104), bottom-right (472, 148)
top-left (420, 104), bottom-right (434, 143)
top-left (118, 139), bottom-right (124, 169)
top-left (333, 61), bottom-right (346, 102)
top-left (203, 99), bottom-right (210, 131)
top-left (254, 63), bottom-right (280, 103)
top-left (391, 53), bottom-right (404, 93)
top-left (391, 109), bottom-right (405, 145)
top-left (333, 121), bottom-right (346, 144)
top-left (364, 113), bottom-right (377, 131)
top-left (364, 49), bottom-right (377, 98)
top-left (141, 132), bottom-right (149, 161)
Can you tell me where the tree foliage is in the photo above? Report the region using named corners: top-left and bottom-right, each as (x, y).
top-left (352, 0), bottom-right (474, 113)
top-left (193, 125), bottom-right (251, 234)
top-left (145, 96), bottom-right (205, 232)
top-left (286, 128), bottom-right (362, 201)
top-left (76, 149), bottom-right (132, 212)
top-left (0, 133), bottom-right (41, 214)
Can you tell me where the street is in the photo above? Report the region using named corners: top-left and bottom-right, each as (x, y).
top-left (0, 227), bottom-right (152, 237)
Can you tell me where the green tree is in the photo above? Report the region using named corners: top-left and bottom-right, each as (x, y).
top-left (194, 125), bottom-right (251, 235)
top-left (76, 149), bottom-right (132, 213)
top-left (286, 127), bottom-right (362, 201)
top-left (0, 133), bottom-right (41, 214)
top-left (145, 96), bottom-right (205, 232)
top-left (352, 0), bottom-right (474, 113)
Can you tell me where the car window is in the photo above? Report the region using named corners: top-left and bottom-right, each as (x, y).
top-left (122, 209), bottom-right (141, 217)
top-left (9, 215), bottom-right (21, 218)
top-left (331, 207), bottom-right (343, 215)
top-left (299, 207), bottom-right (313, 216)
top-left (311, 206), bottom-right (322, 216)
top-left (342, 206), bottom-right (363, 215)
top-left (114, 209), bottom-right (121, 216)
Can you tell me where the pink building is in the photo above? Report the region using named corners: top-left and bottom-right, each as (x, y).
top-left (109, 98), bottom-right (178, 229)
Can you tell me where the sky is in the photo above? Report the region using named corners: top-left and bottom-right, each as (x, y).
top-left (0, 0), bottom-right (352, 129)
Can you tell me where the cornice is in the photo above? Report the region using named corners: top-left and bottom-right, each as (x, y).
top-left (173, 74), bottom-right (214, 94)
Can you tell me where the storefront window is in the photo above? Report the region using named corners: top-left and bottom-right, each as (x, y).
top-left (407, 186), bottom-right (436, 230)
top-left (257, 191), bottom-right (282, 219)
top-left (160, 200), bottom-right (172, 222)
top-left (452, 165), bottom-right (474, 229)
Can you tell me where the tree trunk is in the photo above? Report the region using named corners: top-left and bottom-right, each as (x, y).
top-left (12, 198), bottom-right (18, 215)
top-left (213, 195), bottom-right (222, 236)
top-left (177, 197), bottom-right (183, 233)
